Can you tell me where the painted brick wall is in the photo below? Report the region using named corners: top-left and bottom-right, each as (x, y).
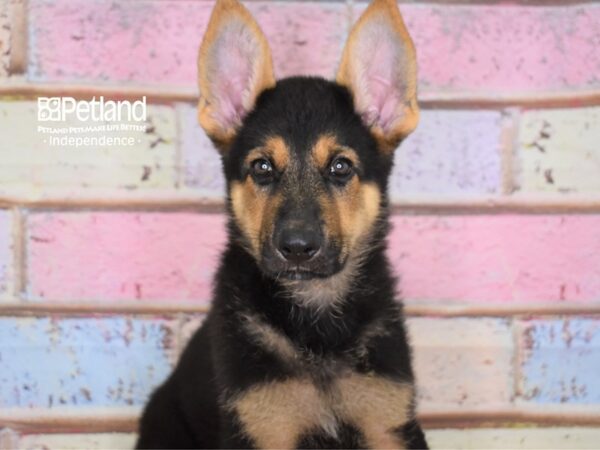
top-left (1, 0), bottom-right (600, 448)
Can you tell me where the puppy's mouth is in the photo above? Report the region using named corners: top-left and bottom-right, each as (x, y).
top-left (259, 251), bottom-right (346, 281)
top-left (276, 269), bottom-right (331, 281)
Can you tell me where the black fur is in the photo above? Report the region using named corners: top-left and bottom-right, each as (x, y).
top-left (136, 77), bottom-right (428, 449)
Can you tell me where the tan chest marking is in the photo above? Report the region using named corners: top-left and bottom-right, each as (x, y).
top-left (334, 374), bottom-right (412, 449)
top-left (231, 379), bottom-right (334, 449)
top-left (230, 374), bottom-right (413, 449)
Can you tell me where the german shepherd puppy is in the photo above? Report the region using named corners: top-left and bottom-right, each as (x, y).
top-left (137, 0), bottom-right (427, 448)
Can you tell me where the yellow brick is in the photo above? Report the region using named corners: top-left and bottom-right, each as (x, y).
top-left (17, 432), bottom-right (136, 450)
top-left (517, 107), bottom-right (600, 193)
top-left (0, 101), bottom-right (177, 193)
top-left (427, 427), bottom-right (600, 449)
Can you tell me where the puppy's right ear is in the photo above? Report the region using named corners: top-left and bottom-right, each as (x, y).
top-left (336, 0), bottom-right (419, 153)
top-left (197, 0), bottom-right (275, 151)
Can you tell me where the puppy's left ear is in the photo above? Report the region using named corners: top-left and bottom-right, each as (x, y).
top-left (198, 0), bottom-right (275, 151)
top-left (337, 0), bottom-right (419, 152)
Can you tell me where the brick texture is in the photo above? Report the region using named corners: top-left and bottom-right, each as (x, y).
top-left (0, 101), bottom-right (177, 193)
top-left (178, 103), bottom-right (225, 198)
top-left (0, 317), bottom-right (175, 408)
top-left (252, 2), bottom-right (348, 79)
top-left (0, 211), bottom-right (11, 299)
top-left (28, 0), bottom-right (348, 84)
top-left (0, 2), bottom-right (9, 77)
top-left (517, 318), bottom-right (600, 404)
top-left (427, 427), bottom-right (600, 450)
top-left (15, 433), bottom-right (136, 450)
top-left (408, 318), bottom-right (514, 409)
top-left (25, 213), bottom-right (600, 305)
top-left (355, 3), bottom-right (600, 93)
top-left (28, 1), bottom-right (600, 93)
top-left (388, 215), bottom-right (600, 303)
top-left (391, 110), bottom-right (504, 196)
top-left (517, 107), bottom-right (600, 193)
top-left (26, 212), bottom-right (226, 303)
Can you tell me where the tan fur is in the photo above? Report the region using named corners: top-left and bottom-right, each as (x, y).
top-left (230, 179), bottom-right (283, 257)
top-left (312, 134), bottom-right (381, 267)
top-left (345, 182), bottom-right (381, 249)
top-left (230, 379), bottom-right (336, 449)
top-left (311, 135), bottom-right (359, 169)
top-left (279, 137), bottom-right (382, 310)
top-left (320, 180), bottom-right (381, 258)
top-left (239, 312), bottom-right (299, 364)
top-left (335, 374), bottom-right (413, 449)
top-left (197, 0), bottom-right (275, 149)
top-left (283, 177), bottom-right (380, 311)
top-left (231, 136), bottom-right (290, 254)
top-left (230, 373), bottom-right (413, 449)
top-left (336, 0), bottom-right (419, 151)
top-left (245, 136), bottom-right (290, 171)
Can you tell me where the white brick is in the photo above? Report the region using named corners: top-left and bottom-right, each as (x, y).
top-left (408, 318), bottom-right (514, 410)
top-left (427, 427), bottom-right (600, 449)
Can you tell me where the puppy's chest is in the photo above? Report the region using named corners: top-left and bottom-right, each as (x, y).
top-left (231, 312), bottom-right (412, 448)
top-left (229, 369), bottom-right (412, 449)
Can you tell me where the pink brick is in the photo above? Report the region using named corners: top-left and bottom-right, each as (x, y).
top-left (0, 2), bottom-right (9, 77)
top-left (28, 0), bottom-right (211, 84)
top-left (29, 1), bottom-right (600, 92)
top-left (0, 211), bottom-right (12, 298)
top-left (252, 2), bottom-right (347, 78)
top-left (28, 0), bottom-right (347, 84)
top-left (388, 215), bottom-right (600, 303)
top-left (411, 4), bottom-right (600, 92)
top-left (352, 3), bottom-right (600, 92)
top-left (27, 212), bottom-right (226, 302)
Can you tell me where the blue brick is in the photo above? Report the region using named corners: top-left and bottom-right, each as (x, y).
top-left (0, 317), bottom-right (175, 408)
top-left (519, 318), bottom-right (600, 404)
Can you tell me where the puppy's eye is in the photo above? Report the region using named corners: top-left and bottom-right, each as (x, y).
top-left (250, 158), bottom-right (274, 183)
top-left (328, 157), bottom-right (354, 181)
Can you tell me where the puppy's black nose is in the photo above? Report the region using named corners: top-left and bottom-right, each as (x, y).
top-left (277, 229), bottom-right (320, 263)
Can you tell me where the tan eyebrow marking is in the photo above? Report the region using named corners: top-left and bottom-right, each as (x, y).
top-left (311, 134), bottom-right (359, 170)
top-left (245, 135), bottom-right (290, 170)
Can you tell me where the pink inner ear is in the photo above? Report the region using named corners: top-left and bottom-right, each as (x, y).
top-left (355, 22), bottom-right (407, 132)
top-left (208, 20), bottom-right (259, 129)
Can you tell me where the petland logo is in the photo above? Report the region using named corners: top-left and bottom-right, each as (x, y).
top-left (38, 96), bottom-right (147, 122)
top-left (37, 96), bottom-right (150, 147)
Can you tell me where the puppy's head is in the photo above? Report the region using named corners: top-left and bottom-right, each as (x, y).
top-left (198, 0), bottom-right (418, 282)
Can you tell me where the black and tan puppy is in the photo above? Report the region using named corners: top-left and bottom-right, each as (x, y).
top-left (137, 0), bottom-right (427, 448)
